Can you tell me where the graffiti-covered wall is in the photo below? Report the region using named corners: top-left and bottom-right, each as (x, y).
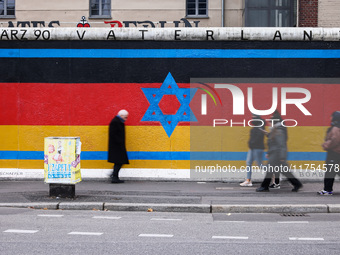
top-left (1, 28), bottom-right (340, 180)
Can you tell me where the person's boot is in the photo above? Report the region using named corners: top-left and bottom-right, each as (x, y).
top-left (111, 178), bottom-right (124, 183)
top-left (111, 167), bottom-right (124, 183)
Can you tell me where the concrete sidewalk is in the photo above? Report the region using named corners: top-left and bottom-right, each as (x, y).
top-left (0, 180), bottom-right (340, 213)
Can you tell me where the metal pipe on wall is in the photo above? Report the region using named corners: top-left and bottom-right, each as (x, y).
top-left (221, 0), bottom-right (225, 27)
top-left (296, 0), bottom-right (299, 27)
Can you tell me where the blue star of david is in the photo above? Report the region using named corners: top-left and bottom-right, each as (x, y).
top-left (142, 72), bottom-right (197, 137)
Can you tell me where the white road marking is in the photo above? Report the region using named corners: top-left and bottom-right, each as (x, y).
top-left (68, 232), bottom-right (103, 236)
top-left (4, 229), bottom-right (38, 234)
top-left (92, 216), bottom-right (122, 220)
top-left (197, 182), bottom-right (206, 184)
top-left (212, 236), bottom-right (249, 240)
top-left (278, 221), bottom-right (309, 224)
top-left (289, 237), bottom-right (324, 241)
top-left (150, 218), bottom-right (182, 221)
top-left (215, 221), bottom-right (245, 223)
top-left (139, 234), bottom-right (174, 238)
top-left (38, 214), bottom-right (64, 217)
top-left (216, 187), bottom-right (234, 190)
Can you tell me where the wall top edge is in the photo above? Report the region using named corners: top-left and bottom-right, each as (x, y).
top-left (1, 27), bottom-right (340, 41)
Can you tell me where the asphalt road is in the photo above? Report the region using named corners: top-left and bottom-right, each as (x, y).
top-left (1, 208), bottom-right (340, 255)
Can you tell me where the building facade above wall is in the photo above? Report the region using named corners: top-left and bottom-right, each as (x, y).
top-left (0, 1), bottom-right (335, 28)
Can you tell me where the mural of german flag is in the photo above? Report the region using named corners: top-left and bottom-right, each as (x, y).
top-left (1, 40), bottom-right (340, 178)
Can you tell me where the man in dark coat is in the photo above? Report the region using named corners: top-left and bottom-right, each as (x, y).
top-left (256, 110), bottom-right (303, 192)
top-left (108, 109), bottom-right (129, 183)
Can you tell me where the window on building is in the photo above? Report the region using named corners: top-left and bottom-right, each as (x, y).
top-left (89, 0), bottom-right (111, 18)
top-left (245, 0), bottom-right (297, 27)
top-left (186, 0), bottom-right (208, 18)
top-left (0, 0), bottom-right (15, 18)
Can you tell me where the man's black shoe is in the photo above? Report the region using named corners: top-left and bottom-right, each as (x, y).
top-left (292, 184), bottom-right (303, 192)
top-left (256, 187), bottom-right (269, 192)
top-left (111, 179), bottom-right (125, 183)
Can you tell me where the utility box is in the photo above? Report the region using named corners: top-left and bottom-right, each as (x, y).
top-left (44, 137), bottom-right (81, 198)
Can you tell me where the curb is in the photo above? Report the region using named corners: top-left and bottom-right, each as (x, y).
top-left (0, 203), bottom-right (59, 210)
top-left (59, 202), bottom-right (104, 211)
top-left (1, 203), bottom-right (340, 214)
top-left (211, 204), bottom-right (329, 214)
top-left (328, 204), bottom-right (340, 213)
top-left (104, 203), bottom-right (211, 213)
top-left (0, 202), bottom-right (210, 213)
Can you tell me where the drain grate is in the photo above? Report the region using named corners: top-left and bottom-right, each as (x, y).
top-left (280, 213), bottom-right (310, 217)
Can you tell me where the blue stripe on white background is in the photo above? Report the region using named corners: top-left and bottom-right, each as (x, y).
top-left (1, 49), bottom-right (340, 59)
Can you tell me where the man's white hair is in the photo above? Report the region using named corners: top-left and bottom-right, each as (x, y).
top-left (118, 109), bottom-right (129, 117)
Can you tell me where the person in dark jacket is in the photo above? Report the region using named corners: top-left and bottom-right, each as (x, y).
top-left (256, 110), bottom-right (303, 192)
top-left (318, 111), bottom-right (340, 195)
top-left (240, 114), bottom-right (265, 187)
top-left (108, 109), bottom-right (129, 183)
